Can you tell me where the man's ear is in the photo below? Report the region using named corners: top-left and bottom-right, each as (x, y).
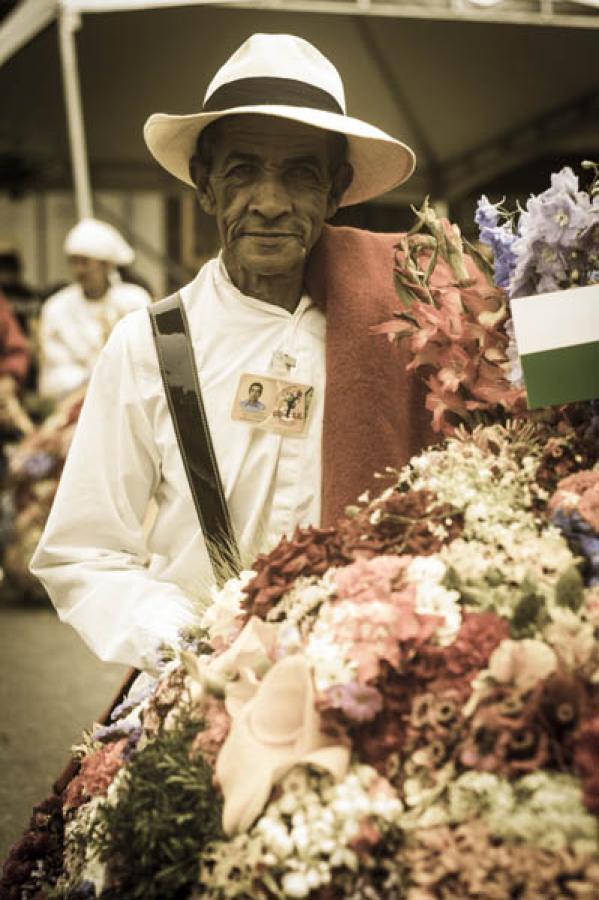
top-left (326, 162), bottom-right (354, 219)
top-left (189, 154), bottom-right (215, 215)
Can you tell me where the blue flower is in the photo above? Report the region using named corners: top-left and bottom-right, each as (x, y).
top-left (65, 881), bottom-right (96, 900)
top-left (475, 196), bottom-right (518, 289)
top-left (551, 509), bottom-right (599, 586)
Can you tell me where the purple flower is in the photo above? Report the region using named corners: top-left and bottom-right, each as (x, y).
top-left (324, 681), bottom-right (384, 723)
top-left (475, 196), bottom-right (518, 290)
top-left (21, 451), bottom-right (56, 480)
top-left (517, 168), bottom-right (593, 251)
top-left (92, 720), bottom-right (141, 742)
top-left (122, 725), bottom-right (143, 760)
top-left (110, 680), bottom-right (155, 721)
top-left (474, 195), bottom-right (499, 230)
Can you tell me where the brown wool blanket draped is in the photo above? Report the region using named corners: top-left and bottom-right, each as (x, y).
top-left (306, 224), bottom-right (436, 528)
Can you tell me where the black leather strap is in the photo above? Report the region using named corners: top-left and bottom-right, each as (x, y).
top-left (149, 292), bottom-right (241, 585)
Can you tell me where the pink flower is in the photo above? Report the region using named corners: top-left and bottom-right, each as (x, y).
top-left (334, 556), bottom-right (408, 604)
top-left (63, 739), bottom-right (127, 811)
top-left (323, 681), bottom-right (384, 723)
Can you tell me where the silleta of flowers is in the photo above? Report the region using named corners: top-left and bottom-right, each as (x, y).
top-left (2, 167), bottom-right (599, 900)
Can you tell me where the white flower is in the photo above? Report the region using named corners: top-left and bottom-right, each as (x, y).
top-left (305, 627), bottom-right (356, 691)
top-left (414, 582), bottom-right (462, 646)
top-left (200, 569), bottom-right (255, 643)
top-left (488, 638), bottom-right (557, 692)
top-left (406, 555), bottom-right (447, 584)
top-left (282, 871), bottom-right (311, 898)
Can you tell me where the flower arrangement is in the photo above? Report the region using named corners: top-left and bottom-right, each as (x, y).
top-left (476, 161), bottom-right (599, 300)
top-left (2, 167), bottom-right (599, 900)
top-left (372, 161), bottom-right (598, 432)
top-left (0, 388), bottom-right (84, 600)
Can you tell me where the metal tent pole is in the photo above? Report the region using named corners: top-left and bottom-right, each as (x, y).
top-left (57, 6), bottom-right (93, 219)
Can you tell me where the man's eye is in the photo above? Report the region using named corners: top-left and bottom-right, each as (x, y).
top-left (225, 163), bottom-right (257, 180)
top-left (287, 164), bottom-right (321, 183)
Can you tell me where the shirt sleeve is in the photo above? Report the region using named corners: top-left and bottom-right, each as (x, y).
top-left (30, 318), bottom-right (201, 670)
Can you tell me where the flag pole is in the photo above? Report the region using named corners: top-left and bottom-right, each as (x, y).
top-left (58, 6), bottom-right (93, 219)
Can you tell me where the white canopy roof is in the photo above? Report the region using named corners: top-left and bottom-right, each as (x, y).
top-left (2, 0), bottom-right (598, 69)
top-left (1, 0), bottom-right (598, 218)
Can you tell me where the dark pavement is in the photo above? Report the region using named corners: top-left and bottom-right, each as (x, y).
top-left (0, 597), bottom-right (127, 860)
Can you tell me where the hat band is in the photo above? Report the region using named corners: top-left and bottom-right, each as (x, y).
top-left (203, 76), bottom-right (344, 116)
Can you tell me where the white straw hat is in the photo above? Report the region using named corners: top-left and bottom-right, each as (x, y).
top-left (64, 218), bottom-right (135, 266)
top-left (143, 33), bottom-right (416, 207)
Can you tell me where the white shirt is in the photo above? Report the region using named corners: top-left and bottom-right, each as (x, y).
top-left (39, 278), bottom-right (151, 399)
top-left (30, 257), bottom-right (326, 669)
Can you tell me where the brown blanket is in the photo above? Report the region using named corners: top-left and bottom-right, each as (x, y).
top-left (306, 224), bottom-right (436, 527)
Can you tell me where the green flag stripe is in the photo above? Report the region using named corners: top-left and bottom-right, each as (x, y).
top-left (522, 341), bottom-right (599, 409)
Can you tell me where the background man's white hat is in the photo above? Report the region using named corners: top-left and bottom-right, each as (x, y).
top-left (144, 33), bottom-right (416, 207)
top-left (64, 218), bottom-right (135, 267)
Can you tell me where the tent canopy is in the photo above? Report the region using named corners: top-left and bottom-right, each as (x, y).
top-left (1, 0), bottom-right (598, 213)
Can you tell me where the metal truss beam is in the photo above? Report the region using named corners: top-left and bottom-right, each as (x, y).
top-left (217, 0), bottom-right (599, 29)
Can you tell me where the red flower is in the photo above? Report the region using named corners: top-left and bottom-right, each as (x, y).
top-left (339, 488), bottom-right (463, 559)
top-left (574, 713), bottom-right (599, 814)
top-left (243, 526), bottom-right (350, 619)
top-left (410, 611), bottom-right (509, 684)
top-left (63, 739), bottom-right (128, 811)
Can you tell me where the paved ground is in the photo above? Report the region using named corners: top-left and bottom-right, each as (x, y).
top-left (0, 596), bottom-right (127, 861)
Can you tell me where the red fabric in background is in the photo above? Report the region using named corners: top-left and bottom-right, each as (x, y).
top-left (0, 291), bottom-right (30, 385)
top-left (306, 225), bottom-right (436, 527)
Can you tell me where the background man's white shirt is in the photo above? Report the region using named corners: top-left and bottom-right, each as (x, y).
top-left (30, 256), bottom-right (326, 669)
top-left (39, 279), bottom-right (151, 399)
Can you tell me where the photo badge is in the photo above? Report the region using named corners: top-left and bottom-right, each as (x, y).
top-left (231, 372), bottom-right (314, 436)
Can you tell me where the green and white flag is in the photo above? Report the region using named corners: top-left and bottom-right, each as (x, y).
top-left (511, 284), bottom-right (599, 409)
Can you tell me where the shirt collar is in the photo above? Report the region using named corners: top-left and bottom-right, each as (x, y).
top-left (216, 253), bottom-right (312, 319)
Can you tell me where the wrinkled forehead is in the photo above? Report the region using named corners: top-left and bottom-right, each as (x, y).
top-left (199, 113), bottom-right (343, 166)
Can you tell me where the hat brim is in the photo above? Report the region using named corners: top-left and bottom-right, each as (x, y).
top-left (144, 106), bottom-right (416, 207)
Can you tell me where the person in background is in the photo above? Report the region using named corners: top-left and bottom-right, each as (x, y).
top-left (0, 289), bottom-right (32, 474)
top-left (0, 244), bottom-right (40, 339)
top-left (0, 288), bottom-right (31, 424)
top-left (38, 218), bottom-right (151, 401)
top-left (0, 244), bottom-right (40, 393)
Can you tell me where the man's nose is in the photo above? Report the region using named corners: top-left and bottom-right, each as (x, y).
top-left (249, 173), bottom-right (293, 219)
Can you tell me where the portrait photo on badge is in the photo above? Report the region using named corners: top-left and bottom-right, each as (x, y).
top-left (232, 374), bottom-right (274, 423)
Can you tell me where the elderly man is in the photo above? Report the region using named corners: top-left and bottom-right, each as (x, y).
top-left (31, 34), bottom-right (432, 670)
top-left (38, 218), bottom-right (151, 400)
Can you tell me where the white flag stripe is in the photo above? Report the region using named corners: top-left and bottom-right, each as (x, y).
top-left (511, 284), bottom-right (599, 356)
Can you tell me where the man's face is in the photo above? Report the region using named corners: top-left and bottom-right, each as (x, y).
top-left (192, 116), bottom-right (345, 285)
top-left (68, 255), bottom-right (111, 299)
top-left (249, 383), bottom-right (263, 404)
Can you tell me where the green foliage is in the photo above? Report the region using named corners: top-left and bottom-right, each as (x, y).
top-left (91, 719), bottom-right (223, 900)
top-left (554, 564), bottom-right (585, 611)
top-left (510, 587), bottom-right (545, 637)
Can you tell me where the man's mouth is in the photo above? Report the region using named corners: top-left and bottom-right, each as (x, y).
top-left (242, 231), bottom-right (299, 239)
